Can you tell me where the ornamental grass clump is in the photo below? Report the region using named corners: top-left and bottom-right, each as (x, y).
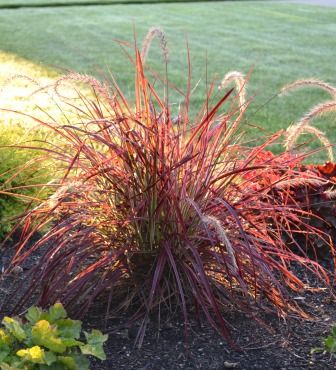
top-left (1, 50), bottom-right (333, 348)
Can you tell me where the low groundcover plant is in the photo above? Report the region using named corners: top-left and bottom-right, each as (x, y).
top-left (0, 302), bottom-right (107, 370)
top-left (324, 325), bottom-right (336, 354)
top-left (0, 47), bottom-right (334, 348)
top-left (0, 123), bottom-right (53, 240)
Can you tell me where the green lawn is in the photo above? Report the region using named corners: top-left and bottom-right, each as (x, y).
top-left (0, 1), bottom-right (117, 4)
top-left (0, 0), bottom-right (247, 6)
top-left (0, 0), bottom-right (143, 5)
top-left (0, 1), bottom-right (335, 160)
top-left (0, 0), bottom-right (159, 6)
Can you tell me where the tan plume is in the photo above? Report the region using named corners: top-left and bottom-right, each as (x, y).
top-left (285, 101), bottom-right (336, 160)
top-left (281, 78), bottom-right (336, 99)
top-left (281, 78), bottom-right (336, 161)
top-left (324, 188), bottom-right (336, 199)
top-left (141, 27), bottom-right (169, 64)
top-left (274, 176), bottom-right (328, 190)
top-left (286, 123), bottom-right (334, 162)
top-left (54, 72), bottom-right (110, 100)
top-left (202, 215), bottom-right (238, 274)
top-left (218, 71), bottom-right (246, 110)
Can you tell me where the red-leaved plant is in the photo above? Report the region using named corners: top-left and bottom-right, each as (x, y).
top-left (1, 50), bottom-right (333, 348)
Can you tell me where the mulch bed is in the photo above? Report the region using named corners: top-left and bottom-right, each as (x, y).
top-left (1, 240), bottom-right (336, 369)
top-left (87, 291), bottom-right (336, 370)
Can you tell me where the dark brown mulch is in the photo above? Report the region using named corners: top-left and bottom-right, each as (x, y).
top-left (1, 243), bottom-right (336, 370)
top-left (86, 292), bottom-right (336, 370)
top-left (85, 268), bottom-right (336, 370)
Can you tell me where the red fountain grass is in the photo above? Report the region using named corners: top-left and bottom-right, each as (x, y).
top-left (1, 51), bottom-right (334, 348)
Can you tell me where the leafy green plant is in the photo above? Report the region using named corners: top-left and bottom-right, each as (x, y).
top-left (311, 325), bottom-right (336, 357)
top-left (324, 326), bottom-right (336, 354)
top-left (0, 123), bottom-right (54, 240)
top-left (0, 302), bottom-right (108, 369)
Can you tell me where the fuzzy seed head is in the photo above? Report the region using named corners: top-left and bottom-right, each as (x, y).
top-left (218, 71), bottom-right (246, 110)
top-left (141, 27), bottom-right (169, 64)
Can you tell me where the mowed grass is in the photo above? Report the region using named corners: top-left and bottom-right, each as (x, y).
top-left (0, 1), bottom-right (335, 161)
top-left (0, 0), bottom-right (249, 6)
top-left (0, 0), bottom-right (161, 5)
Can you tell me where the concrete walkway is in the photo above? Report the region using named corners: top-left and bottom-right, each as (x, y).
top-left (280, 0), bottom-right (336, 6)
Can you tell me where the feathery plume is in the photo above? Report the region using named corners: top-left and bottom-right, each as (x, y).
top-left (301, 125), bottom-right (334, 162)
top-left (285, 100), bottom-right (336, 159)
top-left (324, 188), bottom-right (336, 199)
top-left (281, 78), bottom-right (336, 99)
top-left (0, 74), bottom-right (42, 94)
top-left (286, 123), bottom-right (334, 162)
top-left (202, 215), bottom-right (238, 274)
top-left (282, 78), bottom-right (336, 160)
top-left (54, 72), bottom-right (110, 101)
top-left (141, 27), bottom-right (169, 64)
top-left (218, 71), bottom-right (246, 110)
top-left (274, 176), bottom-right (328, 190)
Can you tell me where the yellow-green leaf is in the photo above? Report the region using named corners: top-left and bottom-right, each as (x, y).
top-left (0, 329), bottom-right (11, 362)
top-left (25, 306), bottom-right (43, 324)
top-left (57, 356), bottom-right (77, 370)
top-left (0, 363), bottom-right (21, 370)
top-left (57, 319), bottom-right (82, 339)
top-left (85, 330), bottom-right (108, 346)
top-left (17, 345), bottom-right (46, 364)
top-left (2, 317), bottom-right (26, 341)
top-left (0, 344), bottom-right (10, 362)
top-left (61, 338), bottom-right (83, 347)
top-left (32, 320), bottom-right (66, 354)
top-left (71, 354), bottom-right (90, 370)
top-left (0, 329), bottom-right (11, 345)
top-left (81, 330), bottom-right (108, 361)
top-left (47, 303), bottom-right (67, 323)
top-left (44, 351), bottom-right (58, 366)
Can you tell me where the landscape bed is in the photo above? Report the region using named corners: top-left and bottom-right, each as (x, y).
top-left (1, 59), bottom-right (336, 370)
top-left (1, 2), bottom-right (336, 370)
